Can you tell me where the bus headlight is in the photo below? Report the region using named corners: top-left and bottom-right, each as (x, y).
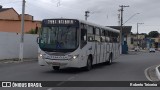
top-left (38, 53), bottom-right (43, 58)
top-left (73, 55), bottom-right (78, 59)
top-left (40, 54), bottom-right (43, 57)
top-left (69, 55), bottom-right (79, 59)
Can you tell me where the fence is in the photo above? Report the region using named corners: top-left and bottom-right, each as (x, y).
top-left (0, 32), bottom-right (38, 60)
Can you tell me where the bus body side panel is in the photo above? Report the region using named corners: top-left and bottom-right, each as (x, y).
top-left (92, 42), bottom-right (97, 65)
top-left (106, 43), bottom-right (110, 61)
top-left (102, 41), bottom-right (107, 62)
top-left (115, 43), bottom-right (119, 59)
top-left (100, 41), bottom-right (105, 63)
top-left (112, 43), bottom-right (115, 60)
top-left (115, 43), bottom-right (119, 58)
top-left (104, 42), bottom-right (108, 62)
top-left (79, 42), bottom-right (95, 66)
top-left (38, 48), bottom-right (48, 66)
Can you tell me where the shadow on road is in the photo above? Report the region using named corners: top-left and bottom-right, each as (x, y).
top-left (43, 62), bottom-right (118, 74)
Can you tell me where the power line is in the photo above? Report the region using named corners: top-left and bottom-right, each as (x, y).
top-left (144, 25), bottom-right (160, 26)
top-left (27, 0), bottom-right (83, 18)
top-left (26, 1), bottom-right (62, 17)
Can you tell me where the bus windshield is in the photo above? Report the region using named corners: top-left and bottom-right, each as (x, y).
top-left (39, 26), bottom-right (78, 52)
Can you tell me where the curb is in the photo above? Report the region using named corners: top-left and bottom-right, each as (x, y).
top-left (155, 65), bottom-right (160, 80)
top-left (144, 66), bottom-right (153, 81)
top-left (144, 65), bottom-right (160, 81)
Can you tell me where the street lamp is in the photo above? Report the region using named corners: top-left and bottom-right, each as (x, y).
top-left (85, 11), bottom-right (90, 21)
top-left (137, 23), bottom-right (144, 47)
top-left (123, 13), bottom-right (140, 25)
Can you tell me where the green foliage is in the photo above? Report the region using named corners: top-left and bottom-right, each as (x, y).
top-left (140, 33), bottom-right (148, 38)
top-left (148, 31), bottom-right (159, 38)
top-left (26, 29), bottom-right (36, 34)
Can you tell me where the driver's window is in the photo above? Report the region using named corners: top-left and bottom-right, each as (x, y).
top-left (81, 23), bottom-right (87, 48)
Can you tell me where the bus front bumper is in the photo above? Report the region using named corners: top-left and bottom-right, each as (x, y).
top-left (38, 58), bottom-right (85, 68)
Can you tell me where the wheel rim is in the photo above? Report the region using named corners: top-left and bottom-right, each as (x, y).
top-left (87, 58), bottom-right (92, 70)
top-left (109, 56), bottom-right (112, 64)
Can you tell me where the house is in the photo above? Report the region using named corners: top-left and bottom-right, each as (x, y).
top-left (150, 37), bottom-right (160, 49)
top-left (0, 5), bottom-right (41, 33)
top-left (130, 33), bottom-right (146, 49)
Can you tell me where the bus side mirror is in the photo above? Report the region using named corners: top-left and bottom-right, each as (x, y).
top-left (37, 37), bottom-right (40, 44)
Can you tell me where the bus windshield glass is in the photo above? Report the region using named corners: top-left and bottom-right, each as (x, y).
top-left (39, 26), bottom-right (78, 52)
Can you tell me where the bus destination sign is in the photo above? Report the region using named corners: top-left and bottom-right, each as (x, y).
top-left (44, 19), bottom-right (79, 26)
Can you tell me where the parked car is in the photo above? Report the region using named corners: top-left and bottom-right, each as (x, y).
top-left (149, 48), bottom-right (156, 53)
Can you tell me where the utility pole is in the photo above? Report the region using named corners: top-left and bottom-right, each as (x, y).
top-left (137, 23), bottom-right (139, 47)
top-left (137, 23), bottom-right (144, 48)
top-left (119, 5), bottom-right (129, 54)
top-left (85, 11), bottom-right (90, 21)
top-left (19, 0), bottom-right (25, 61)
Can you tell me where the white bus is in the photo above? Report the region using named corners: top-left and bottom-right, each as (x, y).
top-left (38, 19), bottom-right (120, 71)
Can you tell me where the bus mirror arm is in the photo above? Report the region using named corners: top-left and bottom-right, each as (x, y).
top-left (37, 37), bottom-right (39, 44)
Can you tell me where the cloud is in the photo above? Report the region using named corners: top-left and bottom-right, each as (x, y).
top-left (0, 0), bottom-right (160, 33)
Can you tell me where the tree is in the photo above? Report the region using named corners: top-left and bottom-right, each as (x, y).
top-left (140, 33), bottom-right (148, 38)
top-left (148, 31), bottom-right (159, 38)
top-left (26, 27), bottom-right (41, 34)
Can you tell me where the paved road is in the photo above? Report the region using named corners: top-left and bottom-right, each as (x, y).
top-left (0, 51), bottom-right (160, 90)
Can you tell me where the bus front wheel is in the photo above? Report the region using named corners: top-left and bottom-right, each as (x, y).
top-left (52, 66), bottom-right (60, 71)
top-left (84, 57), bottom-right (92, 71)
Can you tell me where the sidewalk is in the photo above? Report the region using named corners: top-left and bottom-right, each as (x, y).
top-left (0, 58), bottom-right (37, 64)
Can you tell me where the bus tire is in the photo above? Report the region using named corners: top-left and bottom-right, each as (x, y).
top-left (52, 66), bottom-right (60, 71)
top-left (107, 54), bottom-right (112, 65)
top-left (84, 57), bottom-right (92, 71)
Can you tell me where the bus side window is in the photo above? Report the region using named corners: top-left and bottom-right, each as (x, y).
top-left (110, 32), bottom-right (113, 43)
top-left (105, 31), bottom-right (109, 42)
top-left (87, 26), bottom-right (94, 42)
top-left (101, 29), bottom-right (105, 42)
top-left (81, 29), bottom-right (87, 41)
top-left (93, 28), bottom-right (95, 35)
top-left (108, 31), bottom-right (111, 43)
top-left (81, 24), bottom-right (87, 48)
top-left (113, 33), bottom-right (118, 43)
top-left (95, 28), bottom-right (100, 42)
top-left (117, 33), bottom-right (120, 43)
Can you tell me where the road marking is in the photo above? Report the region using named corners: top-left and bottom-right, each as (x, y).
top-left (144, 66), bottom-right (153, 81)
top-left (67, 76), bottom-right (75, 81)
top-left (47, 88), bottom-right (53, 90)
top-left (57, 81), bottom-right (66, 86)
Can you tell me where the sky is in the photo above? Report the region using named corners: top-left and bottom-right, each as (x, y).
top-left (0, 0), bottom-right (160, 34)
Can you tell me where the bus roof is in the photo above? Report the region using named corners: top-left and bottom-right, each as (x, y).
top-left (78, 19), bottom-right (120, 33)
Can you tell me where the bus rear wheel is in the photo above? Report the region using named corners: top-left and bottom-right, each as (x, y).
top-left (107, 55), bottom-right (112, 65)
top-left (52, 66), bottom-right (60, 71)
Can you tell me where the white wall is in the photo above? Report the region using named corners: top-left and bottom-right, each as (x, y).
top-left (0, 32), bottom-right (38, 60)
